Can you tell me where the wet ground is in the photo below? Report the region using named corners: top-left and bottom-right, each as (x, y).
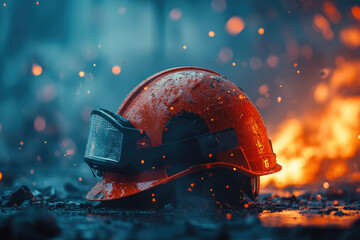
top-left (0, 182), bottom-right (359, 240)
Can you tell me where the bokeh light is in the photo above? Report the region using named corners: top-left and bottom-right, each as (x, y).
top-left (218, 47), bottom-right (233, 63)
top-left (34, 116), bottom-right (46, 132)
top-left (169, 8), bottom-right (182, 21)
top-left (352, 6), bottom-right (360, 21)
top-left (226, 16), bottom-right (245, 35)
top-left (32, 64), bottom-right (43, 76)
top-left (112, 65), bottom-right (121, 75)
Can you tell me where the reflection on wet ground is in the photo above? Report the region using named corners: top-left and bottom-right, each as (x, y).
top-left (259, 208), bottom-right (360, 228)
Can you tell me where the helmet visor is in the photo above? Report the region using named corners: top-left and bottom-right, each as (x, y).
top-left (85, 113), bottom-right (124, 163)
top-left (84, 109), bottom-right (146, 172)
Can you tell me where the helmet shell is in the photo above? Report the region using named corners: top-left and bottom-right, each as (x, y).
top-left (86, 67), bottom-right (281, 201)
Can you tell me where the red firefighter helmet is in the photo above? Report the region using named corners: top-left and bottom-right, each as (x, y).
top-left (84, 67), bottom-right (281, 202)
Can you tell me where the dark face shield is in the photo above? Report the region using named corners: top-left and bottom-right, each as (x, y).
top-left (84, 109), bottom-right (148, 173)
top-left (84, 109), bottom-right (239, 174)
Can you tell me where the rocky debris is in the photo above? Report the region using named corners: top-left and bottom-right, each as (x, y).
top-left (33, 187), bottom-right (56, 201)
top-left (0, 186), bottom-right (35, 207)
top-left (0, 208), bottom-right (60, 240)
top-left (0, 184), bottom-right (359, 239)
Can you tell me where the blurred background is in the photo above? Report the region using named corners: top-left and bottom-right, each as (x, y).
top-left (0, 0), bottom-right (359, 193)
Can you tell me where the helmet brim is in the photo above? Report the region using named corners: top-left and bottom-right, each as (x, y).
top-left (86, 162), bottom-right (282, 201)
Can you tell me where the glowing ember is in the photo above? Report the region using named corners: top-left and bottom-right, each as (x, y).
top-left (169, 8), bottom-right (182, 21)
top-left (36, 1), bottom-right (39, 5)
top-left (3, 3), bottom-right (6, 7)
top-left (323, 181), bottom-right (330, 189)
top-left (352, 5), bottom-right (360, 21)
top-left (277, 97), bottom-right (282, 103)
top-left (208, 31), bottom-right (215, 37)
top-left (79, 71), bottom-right (85, 77)
top-left (226, 213), bottom-right (232, 220)
top-left (112, 65), bottom-right (121, 75)
top-left (182, 45), bottom-right (187, 49)
top-left (316, 194), bottom-right (322, 200)
top-left (226, 16), bottom-right (245, 35)
top-left (258, 28), bottom-right (265, 35)
top-left (208, 153), bottom-right (213, 158)
top-left (32, 65), bottom-right (43, 76)
top-left (20, 141), bottom-right (24, 146)
top-left (0, 172), bottom-right (2, 180)
top-left (232, 62), bottom-right (236, 66)
top-left (79, 177), bottom-right (82, 181)
top-left (140, 160), bottom-right (145, 164)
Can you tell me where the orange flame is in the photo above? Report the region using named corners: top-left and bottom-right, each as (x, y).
top-left (262, 60), bottom-right (360, 187)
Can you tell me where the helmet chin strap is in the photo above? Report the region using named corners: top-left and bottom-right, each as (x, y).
top-left (130, 127), bottom-right (239, 172)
